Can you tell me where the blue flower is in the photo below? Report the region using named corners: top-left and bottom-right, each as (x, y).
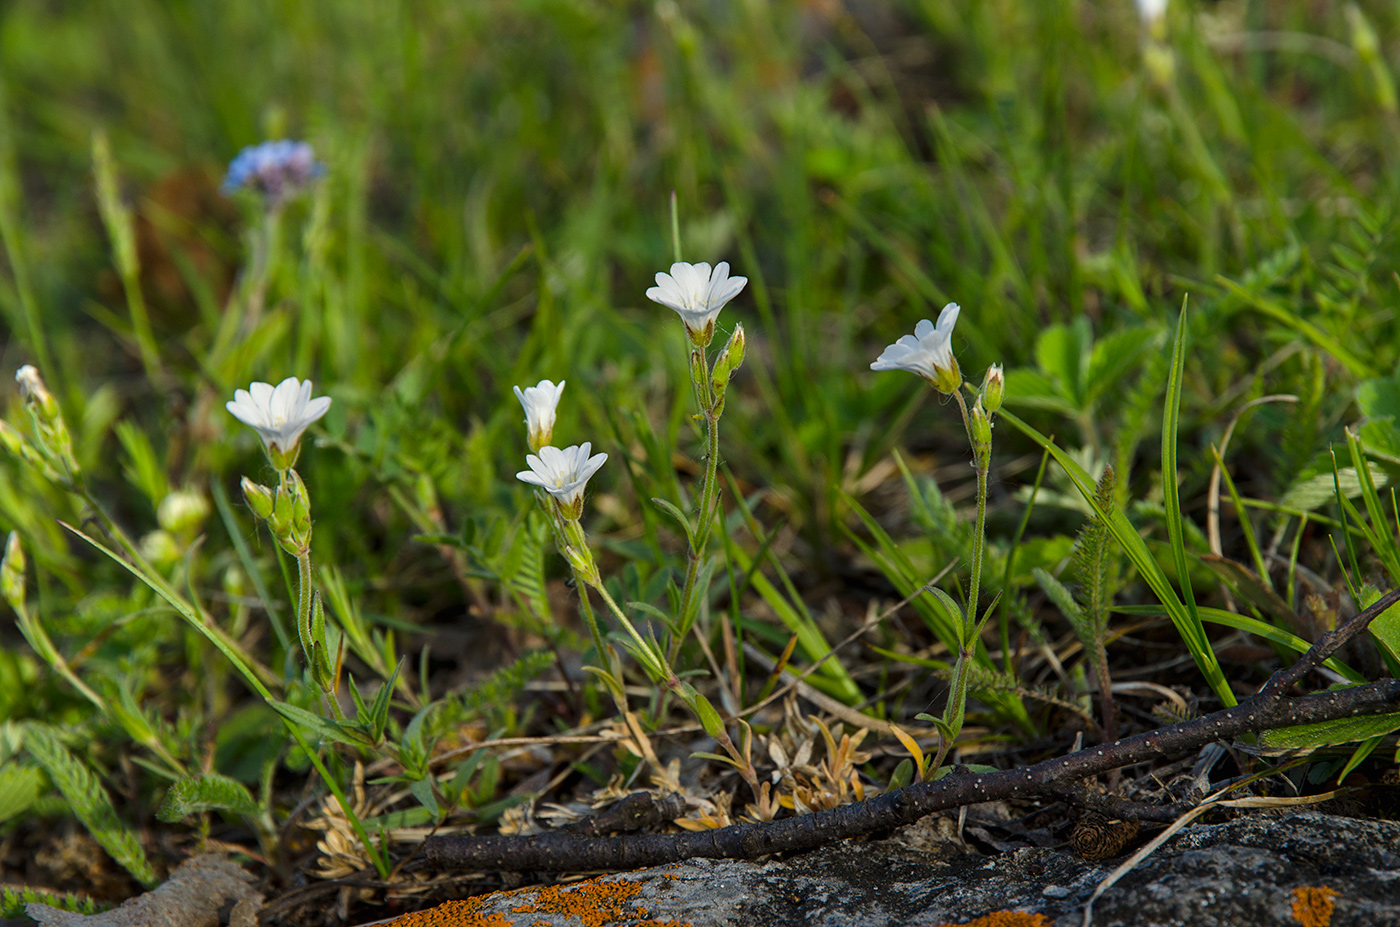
top-left (221, 140), bottom-right (324, 204)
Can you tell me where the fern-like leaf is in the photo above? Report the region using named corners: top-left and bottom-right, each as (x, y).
top-left (1072, 464), bottom-right (1118, 638)
top-left (24, 724), bottom-right (158, 887)
top-left (157, 772), bottom-right (257, 822)
top-left (1, 885), bottom-right (107, 919)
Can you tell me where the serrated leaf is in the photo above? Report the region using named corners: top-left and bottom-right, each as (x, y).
top-left (1262, 711), bottom-right (1400, 749)
top-left (157, 772), bottom-right (257, 822)
top-left (1085, 326), bottom-right (1156, 406)
top-left (24, 725), bottom-right (157, 887)
top-left (1035, 318), bottom-right (1092, 407)
top-left (1033, 566), bottom-right (1085, 629)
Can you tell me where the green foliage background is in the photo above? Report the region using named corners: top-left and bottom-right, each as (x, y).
top-left (2, 0), bottom-right (1400, 904)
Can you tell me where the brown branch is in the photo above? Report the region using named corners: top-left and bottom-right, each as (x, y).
top-left (423, 587), bottom-right (1400, 872)
top-left (1258, 585), bottom-right (1400, 697)
top-left (424, 679), bottom-right (1400, 871)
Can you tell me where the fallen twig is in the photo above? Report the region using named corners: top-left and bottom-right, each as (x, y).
top-left (423, 587), bottom-right (1400, 873)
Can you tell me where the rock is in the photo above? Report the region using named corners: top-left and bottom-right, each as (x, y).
top-left (387, 811), bottom-right (1399, 927)
top-left (27, 855), bottom-right (262, 927)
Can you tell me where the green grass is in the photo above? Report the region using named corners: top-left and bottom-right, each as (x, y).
top-left (2, 0), bottom-right (1400, 911)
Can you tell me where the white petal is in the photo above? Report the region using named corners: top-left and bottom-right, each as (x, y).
top-left (936, 303), bottom-right (960, 333)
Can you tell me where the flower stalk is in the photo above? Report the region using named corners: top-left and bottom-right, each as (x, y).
top-left (872, 307), bottom-right (1004, 775)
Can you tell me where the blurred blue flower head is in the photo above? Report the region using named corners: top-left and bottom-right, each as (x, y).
top-left (221, 140), bottom-right (324, 205)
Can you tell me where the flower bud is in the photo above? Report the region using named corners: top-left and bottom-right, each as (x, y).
top-left (285, 469), bottom-right (313, 537)
top-left (710, 323), bottom-right (746, 413)
top-left (242, 477), bottom-right (275, 520)
top-left (139, 530), bottom-right (182, 571)
top-left (222, 563), bottom-right (248, 601)
top-left (970, 401), bottom-right (993, 470)
top-left (0, 422), bottom-right (44, 472)
top-left (15, 366), bottom-right (58, 423)
top-left (2, 532), bottom-right (26, 614)
top-left (689, 349), bottom-right (706, 394)
top-left (981, 364), bottom-right (1004, 414)
top-left (562, 543), bottom-right (599, 585)
top-left (157, 488), bottom-right (210, 536)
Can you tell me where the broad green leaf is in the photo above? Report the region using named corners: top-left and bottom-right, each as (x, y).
top-left (1004, 368), bottom-right (1076, 413)
top-left (1034, 318), bottom-right (1092, 408)
top-left (0, 764), bottom-right (42, 824)
top-left (1357, 373), bottom-right (1400, 419)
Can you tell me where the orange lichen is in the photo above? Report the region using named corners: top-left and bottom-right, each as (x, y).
top-left (387, 875), bottom-right (692, 927)
top-left (933, 913), bottom-right (1051, 927)
top-left (385, 896), bottom-right (512, 927)
top-left (1291, 886), bottom-right (1338, 927)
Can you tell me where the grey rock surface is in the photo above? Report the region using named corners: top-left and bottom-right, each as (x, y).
top-left (409, 811), bottom-right (1400, 926)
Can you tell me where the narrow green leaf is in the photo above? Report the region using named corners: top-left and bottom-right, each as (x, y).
top-left (1160, 305), bottom-right (1213, 688)
top-left (1262, 711), bottom-right (1400, 749)
top-left (1000, 410), bottom-right (1233, 705)
top-left (651, 497), bottom-right (697, 551)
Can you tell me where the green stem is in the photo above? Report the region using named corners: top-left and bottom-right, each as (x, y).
top-left (296, 550), bottom-right (314, 666)
top-left (676, 345), bottom-right (721, 651)
top-left (589, 574), bottom-right (667, 684)
top-left (934, 387), bottom-right (993, 774)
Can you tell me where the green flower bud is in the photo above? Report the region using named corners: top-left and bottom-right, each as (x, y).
top-left (710, 323), bottom-right (746, 415)
top-left (139, 530), bottom-right (182, 571)
top-left (981, 364), bottom-right (1005, 414)
top-left (970, 401), bottom-right (992, 470)
top-left (241, 477), bottom-right (275, 520)
top-left (157, 488), bottom-right (210, 536)
top-left (1, 532), bottom-right (26, 614)
top-left (0, 422), bottom-right (45, 472)
top-left (15, 366), bottom-right (59, 423)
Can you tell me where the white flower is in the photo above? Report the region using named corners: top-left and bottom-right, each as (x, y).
top-left (14, 365), bottom-right (43, 401)
top-left (516, 442), bottom-right (608, 518)
top-left (646, 261), bottom-right (747, 345)
top-left (1135, 0), bottom-right (1167, 26)
top-left (513, 379), bottom-right (566, 452)
top-left (870, 302), bottom-right (963, 393)
top-left (226, 377), bottom-right (332, 468)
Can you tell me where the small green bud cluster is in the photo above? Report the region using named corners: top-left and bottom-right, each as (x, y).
top-left (2, 367), bottom-right (82, 488)
top-left (709, 323), bottom-right (746, 417)
top-left (242, 472), bottom-right (313, 556)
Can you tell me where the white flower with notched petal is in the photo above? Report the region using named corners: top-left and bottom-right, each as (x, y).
top-left (646, 261), bottom-right (747, 346)
top-left (870, 302), bottom-right (963, 394)
top-left (226, 377), bottom-right (332, 469)
top-left (516, 442), bottom-right (608, 519)
top-left (513, 379), bottom-right (566, 452)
